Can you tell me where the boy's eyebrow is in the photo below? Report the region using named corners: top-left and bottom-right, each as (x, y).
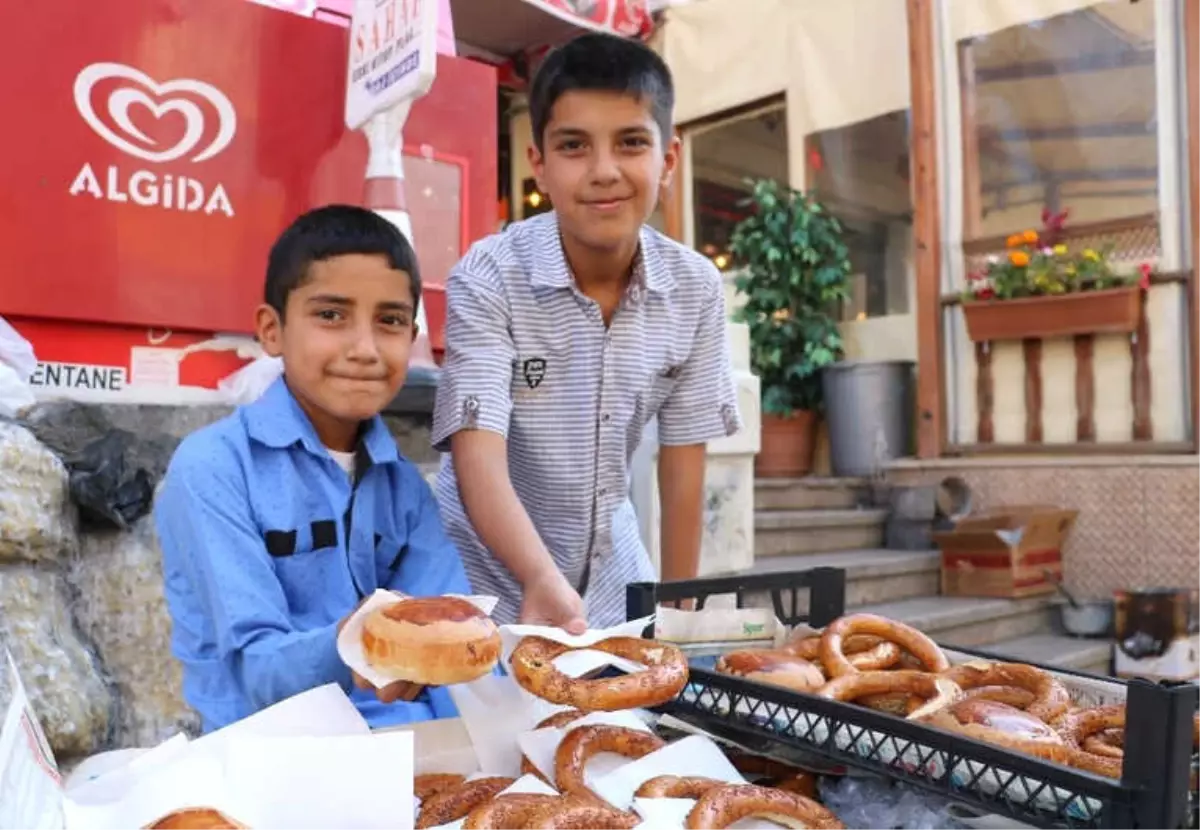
top-left (377, 300), bottom-right (414, 313)
top-left (306, 293), bottom-right (353, 306)
top-left (548, 124), bottom-right (655, 140)
top-left (547, 126), bottom-right (590, 141)
top-left (306, 294), bottom-right (414, 314)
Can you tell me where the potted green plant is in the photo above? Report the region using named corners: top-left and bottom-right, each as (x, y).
top-left (730, 179), bottom-right (851, 478)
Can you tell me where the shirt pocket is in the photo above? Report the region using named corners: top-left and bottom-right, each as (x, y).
top-left (266, 521), bottom-right (342, 620)
top-left (633, 370), bottom-right (680, 427)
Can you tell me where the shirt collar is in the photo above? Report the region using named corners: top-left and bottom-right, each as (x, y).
top-left (526, 212), bottom-right (676, 296)
top-left (244, 375), bottom-right (400, 466)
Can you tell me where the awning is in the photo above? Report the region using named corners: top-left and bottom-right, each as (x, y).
top-left (450, 0), bottom-right (652, 58)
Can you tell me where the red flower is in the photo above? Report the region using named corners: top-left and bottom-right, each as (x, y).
top-left (1040, 207), bottom-right (1070, 245)
top-left (1138, 262), bottom-right (1152, 291)
top-left (975, 286), bottom-right (996, 300)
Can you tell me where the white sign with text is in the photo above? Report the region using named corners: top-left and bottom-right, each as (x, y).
top-left (344, 0), bottom-right (439, 130)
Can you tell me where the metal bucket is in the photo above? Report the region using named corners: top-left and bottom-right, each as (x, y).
top-left (822, 360), bottom-right (916, 477)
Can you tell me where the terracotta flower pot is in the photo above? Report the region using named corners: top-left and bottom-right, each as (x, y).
top-left (756, 411), bottom-right (819, 478)
top-left (962, 286), bottom-right (1141, 342)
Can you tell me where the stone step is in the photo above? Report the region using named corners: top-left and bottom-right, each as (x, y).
top-left (755, 477), bottom-right (871, 512)
top-left (741, 550), bottom-right (940, 608)
top-left (852, 594), bottom-right (1056, 649)
top-left (974, 633), bottom-right (1113, 677)
top-left (755, 508), bottom-right (888, 556)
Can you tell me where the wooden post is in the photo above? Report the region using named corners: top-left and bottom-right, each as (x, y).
top-left (1074, 334), bottom-right (1096, 442)
top-left (1023, 339), bottom-right (1043, 443)
top-left (907, 0), bottom-right (944, 458)
top-left (1186, 0), bottom-right (1199, 449)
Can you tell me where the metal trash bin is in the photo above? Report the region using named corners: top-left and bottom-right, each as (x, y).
top-left (822, 360), bottom-right (915, 477)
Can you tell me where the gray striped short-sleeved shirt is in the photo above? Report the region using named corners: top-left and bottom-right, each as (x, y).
top-left (431, 212), bottom-right (742, 628)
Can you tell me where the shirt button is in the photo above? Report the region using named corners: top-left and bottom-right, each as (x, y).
top-left (600, 487), bottom-right (608, 496)
top-left (601, 412), bottom-right (611, 422)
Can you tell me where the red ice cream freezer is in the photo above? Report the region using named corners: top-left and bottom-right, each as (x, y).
top-left (0, 0), bottom-right (496, 403)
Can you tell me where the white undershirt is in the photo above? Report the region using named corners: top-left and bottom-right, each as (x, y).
top-left (327, 448), bottom-right (356, 479)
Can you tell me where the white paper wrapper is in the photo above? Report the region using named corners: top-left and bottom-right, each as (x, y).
top-left (516, 710), bottom-right (651, 787)
top-left (589, 735), bottom-right (744, 810)
top-left (498, 616), bottom-right (656, 669)
top-left (63, 753), bottom-right (238, 830)
top-left (429, 774), bottom-right (559, 830)
top-left (619, 734), bottom-right (787, 825)
top-left (337, 590), bottom-right (499, 688)
top-left (61, 684), bottom-right (377, 830)
top-left (632, 797), bottom-right (782, 830)
top-left (653, 607), bottom-right (786, 648)
top-left (448, 673), bottom-right (566, 776)
top-left (221, 731), bottom-right (415, 829)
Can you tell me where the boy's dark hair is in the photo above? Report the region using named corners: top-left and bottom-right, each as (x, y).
top-left (264, 204), bottom-right (421, 318)
top-left (528, 33), bottom-right (674, 151)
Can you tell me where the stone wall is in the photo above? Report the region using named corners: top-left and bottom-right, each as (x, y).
top-left (0, 402), bottom-right (435, 762)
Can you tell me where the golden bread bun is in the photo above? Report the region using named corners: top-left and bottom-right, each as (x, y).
top-left (143, 808), bottom-right (248, 829)
top-left (362, 596), bottom-right (500, 685)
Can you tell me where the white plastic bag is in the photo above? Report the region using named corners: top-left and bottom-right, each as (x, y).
top-left (0, 316), bottom-right (37, 417)
top-left (217, 355), bottom-right (283, 405)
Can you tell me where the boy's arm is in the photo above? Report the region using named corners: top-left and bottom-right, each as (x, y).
top-left (431, 265), bottom-right (585, 632)
top-left (384, 466), bottom-right (471, 596)
top-left (156, 440), bottom-right (352, 710)
top-left (657, 270), bottom-right (743, 581)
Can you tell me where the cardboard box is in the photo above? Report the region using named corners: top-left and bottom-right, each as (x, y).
top-left (933, 505), bottom-right (1078, 599)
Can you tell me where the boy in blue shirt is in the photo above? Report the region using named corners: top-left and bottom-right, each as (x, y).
top-left (155, 205), bottom-right (471, 732)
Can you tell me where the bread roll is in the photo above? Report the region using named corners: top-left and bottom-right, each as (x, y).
top-left (362, 596), bottom-right (500, 685)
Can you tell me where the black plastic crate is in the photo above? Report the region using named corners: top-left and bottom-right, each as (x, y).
top-left (627, 568), bottom-right (1198, 829)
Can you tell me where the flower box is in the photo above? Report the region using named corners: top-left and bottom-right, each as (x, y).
top-left (962, 285), bottom-right (1142, 342)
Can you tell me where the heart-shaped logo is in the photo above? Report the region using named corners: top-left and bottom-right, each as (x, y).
top-left (73, 62), bottom-right (237, 164)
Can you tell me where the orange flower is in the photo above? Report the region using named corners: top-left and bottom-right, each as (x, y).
top-left (1006, 234), bottom-right (1023, 249)
top-left (1009, 250), bottom-right (1030, 267)
top-left (1022, 229), bottom-right (1039, 244)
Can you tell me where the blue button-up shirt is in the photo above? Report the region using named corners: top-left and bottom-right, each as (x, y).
top-left (155, 377), bottom-right (471, 732)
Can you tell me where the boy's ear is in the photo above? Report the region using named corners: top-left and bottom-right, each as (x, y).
top-left (410, 321), bottom-right (420, 343)
top-left (659, 132), bottom-right (682, 193)
top-left (527, 142), bottom-right (547, 195)
top-left (255, 304), bottom-right (284, 358)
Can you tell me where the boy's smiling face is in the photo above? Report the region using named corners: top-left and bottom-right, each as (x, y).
top-left (255, 252), bottom-right (416, 450)
top-left (530, 89), bottom-right (679, 254)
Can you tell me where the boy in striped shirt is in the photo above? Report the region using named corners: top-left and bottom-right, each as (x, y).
top-left (432, 33), bottom-right (741, 630)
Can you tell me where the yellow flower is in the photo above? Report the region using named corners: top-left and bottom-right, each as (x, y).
top-left (1083, 249), bottom-right (1099, 261)
top-left (1023, 229), bottom-right (1039, 244)
top-left (1053, 244), bottom-right (1067, 256)
top-left (1009, 250), bottom-right (1030, 267)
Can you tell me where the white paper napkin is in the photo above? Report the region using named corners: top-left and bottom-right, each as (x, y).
top-left (498, 615), bottom-right (655, 668)
top-left (338, 590), bottom-right (500, 688)
top-left (221, 731), bottom-right (415, 830)
top-left (516, 710), bottom-right (652, 788)
top-left (632, 796), bottom-right (785, 830)
top-left (429, 774), bottom-right (560, 830)
top-left (447, 673), bottom-right (563, 776)
top-left (589, 735), bottom-right (745, 810)
top-left (63, 684), bottom-right (372, 829)
top-left (62, 753), bottom-right (241, 830)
